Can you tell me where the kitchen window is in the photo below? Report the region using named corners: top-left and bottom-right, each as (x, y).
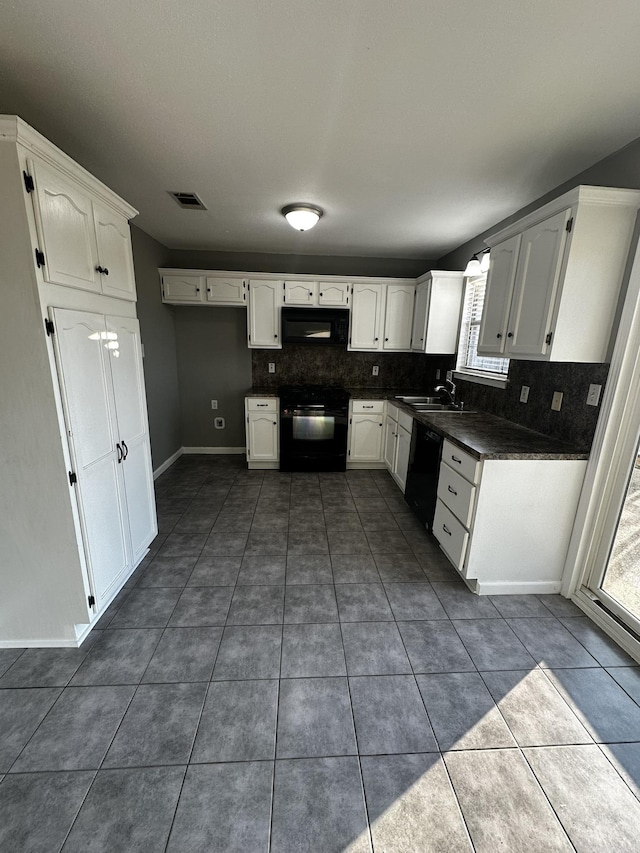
top-left (455, 273), bottom-right (509, 386)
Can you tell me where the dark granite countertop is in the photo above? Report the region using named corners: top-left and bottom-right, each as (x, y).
top-left (246, 387), bottom-right (279, 397)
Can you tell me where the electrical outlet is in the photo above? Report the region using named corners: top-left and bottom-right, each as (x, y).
top-left (436, 369), bottom-right (441, 380)
top-left (587, 383), bottom-right (602, 406)
top-left (268, 362), bottom-right (276, 374)
top-left (211, 400), bottom-right (218, 410)
top-left (551, 391), bottom-right (563, 411)
top-left (372, 365), bottom-right (379, 376)
top-left (520, 385), bottom-right (530, 403)
top-left (214, 417), bottom-right (225, 429)
top-left (446, 370), bottom-right (453, 382)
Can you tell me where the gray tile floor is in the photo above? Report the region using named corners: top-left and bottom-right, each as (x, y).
top-left (2, 455), bottom-right (640, 852)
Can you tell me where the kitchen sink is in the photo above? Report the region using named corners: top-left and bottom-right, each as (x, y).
top-left (395, 396), bottom-right (442, 404)
top-left (395, 396), bottom-right (475, 413)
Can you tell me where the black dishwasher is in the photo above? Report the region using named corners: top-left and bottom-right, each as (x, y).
top-left (404, 422), bottom-right (443, 530)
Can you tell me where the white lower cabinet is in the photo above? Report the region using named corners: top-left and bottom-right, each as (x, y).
top-left (245, 398), bottom-right (279, 468)
top-left (383, 404), bottom-right (412, 491)
top-left (433, 439), bottom-right (587, 595)
top-left (51, 308), bottom-right (156, 609)
top-left (348, 401), bottom-right (385, 466)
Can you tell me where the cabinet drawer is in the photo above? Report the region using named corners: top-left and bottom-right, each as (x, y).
top-left (433, 499), bottom-right (469, 573)
top-left (397, 408), bottom-right (413, 433)
top-left (247, 397), bottom-right (278, 412)
top-left (442, 439), bottom-right (480, 484)
top-left (437, 462), bottom-right (476, 528)
top-left (386, 402), bottom-right (399, 422)
top-left (352, 400), bottom-right (384, 414)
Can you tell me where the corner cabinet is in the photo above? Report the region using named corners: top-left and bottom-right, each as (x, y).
top-left (245, 397), bottom-right (279, 469)
top-left (0, 115), bottom-right (156, 647)
top-left (477, 186), bottom-right (640, 362)
top-left (411, 271), bottom-right (464, 353)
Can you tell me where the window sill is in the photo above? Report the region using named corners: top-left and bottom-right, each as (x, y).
top-left (453, 370), bottom-right (508, 390)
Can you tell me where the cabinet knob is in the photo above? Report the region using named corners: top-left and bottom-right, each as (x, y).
top-left (309, 291), bottom-right (313, 296)
top-left (273, 421), bottom-right (277, 425)
top-left (507, 332), bottom-right (513, 338)
top-left (95, 265), bottom-right (104, 274)
top-left (385, 338), bottom-right (389, 342)
top-left (374, 337), bottom-right (379, 342)
top-left (103, 267), bottom-right (109, 276)
top-left (196, 287), bottom-right (200, 292)
top-left (496, 333), bottom-right (502, 339)
top-left (319, 292), bottom-right (323, 297)
top-left (274, 334), bottom-right (278, 338)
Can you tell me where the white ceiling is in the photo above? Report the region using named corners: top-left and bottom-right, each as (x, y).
top-left (3, 0), bottom-right (640, 259)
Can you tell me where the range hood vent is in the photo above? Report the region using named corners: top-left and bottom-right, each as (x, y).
top-left (169, 191), bottom-right (207, 210)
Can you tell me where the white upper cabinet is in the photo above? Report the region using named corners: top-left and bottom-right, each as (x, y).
top-left (349, 283), bottom-right (385, 350)
top-left (284, 280), bottom-right (317, 305)
top-left (29, 159), bottom-right (137, 301)
top-left (161, 274), bottom-right (204, 303)
top-left (318, 282), bottom-right (349, 306)
top-left (93, 202), bottom-right (137, 300)
top-left (31, 159), bottom-right (100, 293)
top-left (383, 283), bottom-right (415, 350)
top-left (206, 276), bottom-right (246, 305)
top-left (477, 186), bottom-right (640, 362)
top-left (248, 279), bottom-right (282, 348)
top-left (412, 271), bottom-right (465, 354)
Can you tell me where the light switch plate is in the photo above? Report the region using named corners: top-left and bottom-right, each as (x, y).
top-left (446, 370), bottom-right (453, 382)
top-left (268, 363), bottom-right (276, 374)
top-left (587, 383), bottom-right (602, 406)
top-left (520, 385), bottom-right (530, 403)
top-left (551, 391), bottom-right (563, 411)
top-left (372, 365), bottom-right (379, 376)
top-left (211, 400), bottom-right (218, 410)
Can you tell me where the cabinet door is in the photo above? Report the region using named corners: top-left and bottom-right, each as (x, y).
top-left (30, 160), bottom-right (99, 293)
top-left (411, 280), bottom-right (430, 352)
top-left (477, 234), bottom-right (521, 355)
top-left (507, 209), bottom-right (572, 357)
top-left (425, 274), bottom-right (464, 354)
top-left (284, 281), bottom-right (317, 305)
top-left (248, 280), bottom-right (282, 347)
top-left (394, 425), bottom-right (412, 492)
top-left (106, 316), bottom-right (156, 562)
top-left (318, 282), bottom-right (350, 306)
top-left (206, 277), bottom-right (246, 305)
top-left (349, 414), bottom-right (383, 461)
top-left (50, 308), bottom-right (129, 609)
top-left (162, 275), bottom-right (204, 303)
top-left (383, 284), bottom-right (415, 351)
top-left (93, 202), bottom-right (136, 300)
top-left (349, 283), bottom-right (384, 350)
top-left (247, 413), bottom-right (279, 461)
top-left (383, 416), bottom-right (398, 471)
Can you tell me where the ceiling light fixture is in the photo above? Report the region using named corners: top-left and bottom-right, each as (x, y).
top-left (281, 204), bottom-right (323, 231)
top-left (464, 248), bottom-right (490, 277)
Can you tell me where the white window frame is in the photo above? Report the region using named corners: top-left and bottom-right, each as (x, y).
top-left (455, 273), bottom-right (509, 388)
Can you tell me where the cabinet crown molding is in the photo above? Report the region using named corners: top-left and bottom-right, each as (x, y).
top-left (485, 185), bottom-right (640, 248)
top-left (0, 114), bottom-right (138, 220)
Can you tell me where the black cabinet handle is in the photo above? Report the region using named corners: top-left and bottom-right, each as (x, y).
top-left (442, 524), bottom-right (452, 536)
top-left (496, 333), bottom-right (502, 339)
top-left (121, 440), bottom-right (128, 460)
top-left (451, 455), bottom-right (462, 464)
top-left (507, 332), bottom-right (513, 338)
top-left (116, 443), bottom-right (123, 463)
top-left (448, 485), bottom-right (458, 495)
top-left (96, 265), bottom-right (103, 274)
top-left (103, 267), bottom-right (109, 276)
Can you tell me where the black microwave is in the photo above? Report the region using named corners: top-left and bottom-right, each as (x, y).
top-left (281, 307), bottom-right (349, 346)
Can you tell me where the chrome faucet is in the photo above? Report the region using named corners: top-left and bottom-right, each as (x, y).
top-left (435, 379), bottom-right (457, 405)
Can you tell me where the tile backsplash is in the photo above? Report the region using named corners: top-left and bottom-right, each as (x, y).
top-left (252, 347), bottom-right (455, 391)
top-left (456, 361), bottom-right (608, 451)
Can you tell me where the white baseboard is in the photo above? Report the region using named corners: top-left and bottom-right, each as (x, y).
top-left (183, 446), bottom-right (245, 455)
top-left (0, 637), bottom-right (82, 649)
top-left (473, 579), bottom-right (563, 595)
top-left (153, 447), bottom-right (184, 479)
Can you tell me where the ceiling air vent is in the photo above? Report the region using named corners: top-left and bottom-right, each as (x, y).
top-left (169, 191), bottom-right (207, 210)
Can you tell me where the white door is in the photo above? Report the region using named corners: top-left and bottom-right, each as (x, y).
top-left (93, 202), bottom-right (136, 300)
top-left (318, 282), bottom-right (350, 306)
top-left (477, 234), bottom-right (521, 354)
top-left (395, 425), bottom-right (412, 492)
top-left (248, 414), bottom-right (279, 461)
top-left (106, 315), bottom-right (157, 562)
top-left (284, 281), bottom-right (317, 305)
top-left (507, 209), bottom-right (572, 357)
top-left (349, 283), bottom-right (384, 350)
top-left (206, 277), bottom-right (246, 305)
top-left (248, 280), bottom-right (282, 348)
top-left (30, 160), bottom-right (99, 293)
top-left (383, 416), bottom-right (397, 471)
top-left (162, 275), bottom-right (203, 303)
top-left (383, 284), bottom-right (415, 350)
top-left (349, 414), bottom-right (383, 461)
top-left (50, 308), bottom-right (129, 608)
top-left (411, 280), bottom-right (430, 352)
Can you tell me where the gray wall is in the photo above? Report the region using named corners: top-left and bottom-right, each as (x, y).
top-left (434, 135), bottom-right (640, 450)
top-left (165, 249), bottom-right (432, 279)
top-left (173, 308), bottom-right (251, 448)
top-left (131, 225), bottom-right (182, 469)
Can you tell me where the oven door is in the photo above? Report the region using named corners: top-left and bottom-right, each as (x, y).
top-left (280, 405), bottom-right (348, 471)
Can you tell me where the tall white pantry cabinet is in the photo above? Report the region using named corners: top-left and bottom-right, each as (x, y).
top-left (0, 116), bottom-right (157, 648)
